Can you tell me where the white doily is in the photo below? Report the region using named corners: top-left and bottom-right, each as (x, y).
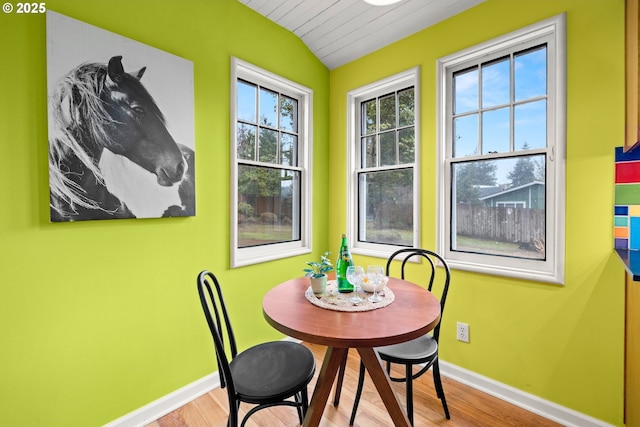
top-left (304, 280), bottom-right (394, 312)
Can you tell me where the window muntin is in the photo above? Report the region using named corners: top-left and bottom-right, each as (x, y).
top-left (348, 69), bottom-right (420, 258)
top-left (438, 15), bottom-right (565, 284)
top-left (236, 79), bottom-right (301, 248)
top-left (453, 47), bottom-right (547, 158)
top-left (231, 59), bottom-right (311, 267)
top-left (450, 44), bottom-right (548, 260)
top-left (359, 88), bottom-right (414, 246)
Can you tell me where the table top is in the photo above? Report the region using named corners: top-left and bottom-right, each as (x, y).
top-left (262, 276), bottom-right (441, 348)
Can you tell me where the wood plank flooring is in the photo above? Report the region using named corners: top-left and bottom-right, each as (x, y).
top-left (147, 342), bottom-right (562, 427)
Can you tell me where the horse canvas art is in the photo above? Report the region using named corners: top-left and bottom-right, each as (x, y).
top-left (47, 11), bottom-right (195, 222)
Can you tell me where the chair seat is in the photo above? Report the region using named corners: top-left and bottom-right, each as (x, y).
top-left (346, 249), bottom-right (451, 425)
top-left (376, 334), bottom-right (438, 364)
top-left (231, 341), bottom-right (315, 403)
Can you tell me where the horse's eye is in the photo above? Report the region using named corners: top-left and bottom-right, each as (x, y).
top-left (131, 105), bottom-right (144, 115)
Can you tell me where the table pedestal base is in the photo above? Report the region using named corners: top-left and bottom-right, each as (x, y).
top-left (303, 346), bottom-right (411, 427)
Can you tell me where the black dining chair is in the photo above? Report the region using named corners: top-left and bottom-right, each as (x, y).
top-left (349, 248), bottom-right (452, 426)
top-left (197, 270), bottom-right (316, 427)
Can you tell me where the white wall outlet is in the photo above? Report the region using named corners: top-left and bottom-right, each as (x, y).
top-left (457, 322), bottom-right (470, 343)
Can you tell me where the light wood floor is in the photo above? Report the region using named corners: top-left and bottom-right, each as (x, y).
top-left (147, 342), bottom-right (562, 427)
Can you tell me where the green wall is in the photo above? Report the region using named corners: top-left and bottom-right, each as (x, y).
top-left (0, 0), bottom-right (627, 425)
top-left (0, 1), bottom-right (329, 426)
top-left (329, 0), bottom-right (625, 425)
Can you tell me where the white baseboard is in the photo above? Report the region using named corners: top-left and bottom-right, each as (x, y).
top-left (438, 360), bottom-right (615, 427)
top-left (104, 345), bottom-right (614, 427)
top-left (103, 372), bottom-right (220, 427)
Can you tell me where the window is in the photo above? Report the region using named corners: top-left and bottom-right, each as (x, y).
top-left (348, 68), bottom-right (420, 258)
top-left (437, 15), bottom-right (565, 284)
top-left (231, 58), bottom-right (312, 267)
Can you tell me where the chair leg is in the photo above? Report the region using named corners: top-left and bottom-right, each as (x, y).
top-left (432, 359), bottom-right (450, 419)
top-left (301, 387), bottom-right (310, 423)
top-left (405, 364), bottom-right (414, 426)
top-left (294, 391), bottom-right (304, 424)
top-left (349, 361), bottom-right (366, 425)
top-left (228, 400), bottom-right (239, 427)
top-left (333, 349), bottom-right (349, 406)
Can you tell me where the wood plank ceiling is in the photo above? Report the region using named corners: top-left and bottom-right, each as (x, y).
top-left (237, 0), bottom-right (485, 70)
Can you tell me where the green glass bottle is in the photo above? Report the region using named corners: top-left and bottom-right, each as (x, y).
top-left (336, 234), bottom-right (354, 293)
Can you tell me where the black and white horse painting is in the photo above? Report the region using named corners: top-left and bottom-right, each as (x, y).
top-left (47, 11), bottom-right (195, 222)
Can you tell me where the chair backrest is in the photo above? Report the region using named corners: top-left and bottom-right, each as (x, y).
top-left (385, 248), bottom-right (451, 342)
top-left (197, 270), bottom-right (238, 393)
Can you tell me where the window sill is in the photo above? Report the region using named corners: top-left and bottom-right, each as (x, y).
top-left (445, 257), bottom-right (563, 285)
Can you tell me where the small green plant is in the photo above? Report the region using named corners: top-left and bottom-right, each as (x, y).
top-left (303, 251), bottom-right (334, 278)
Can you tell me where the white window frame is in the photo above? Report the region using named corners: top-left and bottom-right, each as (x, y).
top-left (436, 14), bottom-right (566, 284)
top-left (347, 67), bottom-right (420, 259)
top-left (230, 58), bottom-right (312, 267)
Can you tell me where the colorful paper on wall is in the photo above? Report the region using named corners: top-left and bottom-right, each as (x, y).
top-left (615, 147), bottom-right (640, 250)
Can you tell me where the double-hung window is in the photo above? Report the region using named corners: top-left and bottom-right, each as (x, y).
top-left (437, 15), bottom-right (566, 284)
top-left (231, 58), bottom-right (312, 267)
top-left (348, 68), bottom-right (420, 258)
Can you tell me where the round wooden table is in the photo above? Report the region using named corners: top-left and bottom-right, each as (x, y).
top-left (263, 276), bottom-right (441, 427)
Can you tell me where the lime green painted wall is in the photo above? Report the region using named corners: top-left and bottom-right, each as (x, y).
top-left (329, 0), bottom-right (625, 424)
top-left (0, 1), bottom-right (329, 425)
top-left (0, 0), bottom-right (627, 425)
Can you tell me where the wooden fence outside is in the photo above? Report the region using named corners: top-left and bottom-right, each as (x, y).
top-left (455, 204), bottom-right (545, 244)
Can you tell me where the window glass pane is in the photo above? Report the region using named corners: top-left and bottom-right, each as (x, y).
top-left (451, 155), bottom-right (546, 260)
top-left (439, 18), bottom-right (564, 283)
top-left (233, 62), bottom-right (313, 268)
top-left (398, 88), bottom-right (414, 127)
top-left (260, 88), bottom-right (278, 127)
top-left (454, 67), bottom-right (478, 115)
top-left (237, 80), bottom-right (257, 123)
top-left (358, 168), bottom-right (413, 246)
top-left (515, 45), bottom-right (547, 102)
top-left (482, 57), bottom-right (510, 108)
top-left (280, 96), bottom-right (298, 132)
top-left (237, 123), bottom-right (256, 160)
top-left (380, 94), bottom-right (396, 131)
top-left (380, 131), bottom-right (396, 166)
top-left (453, 114), bottom-right (478, 157)
top-left (482, 107), bottom-right (510, 154)
top-left (362, 99), bottom-right (376, 135)
top-left (281, 133), bottom-right (297, 166)
top-left (354, 80), bottom-right (416, 253)
top-left (398, 127), bottom-right (414, 164)
top-left (362, 136), bottom-right (376, 168)
top-left (237, 165), bottom-right (300, 248)
top-left (259, 128), bottom-right (278, 163)
top-left (514, 100), bottom-right (546, 150)
top-left (505, 154), bottom-right (545, 188)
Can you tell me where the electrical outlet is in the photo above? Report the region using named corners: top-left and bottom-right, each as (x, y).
top-left (457, 322), bottom-right (470, 343)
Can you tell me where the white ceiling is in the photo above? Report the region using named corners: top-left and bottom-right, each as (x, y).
top-left (238, 0), bottom-right (485, 70)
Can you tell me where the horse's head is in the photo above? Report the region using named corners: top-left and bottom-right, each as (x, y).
top-left (100, 56), bottom-right (185, 186)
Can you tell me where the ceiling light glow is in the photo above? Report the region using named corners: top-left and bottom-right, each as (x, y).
top-left (363, 0), bottom-right (403, 5)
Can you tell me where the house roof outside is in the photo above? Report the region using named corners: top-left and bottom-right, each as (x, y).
top-left (479, 180), bottom-right (545, 201)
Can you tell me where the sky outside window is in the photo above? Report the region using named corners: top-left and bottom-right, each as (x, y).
top-left (453, 44), bottom-right (547, 186)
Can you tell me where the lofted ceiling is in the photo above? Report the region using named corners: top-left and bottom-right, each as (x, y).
top-left (238, 0), bottom-right (485, 70)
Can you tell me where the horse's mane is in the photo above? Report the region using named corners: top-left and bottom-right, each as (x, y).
top-left (48, 62), bottom-right (119, 217)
